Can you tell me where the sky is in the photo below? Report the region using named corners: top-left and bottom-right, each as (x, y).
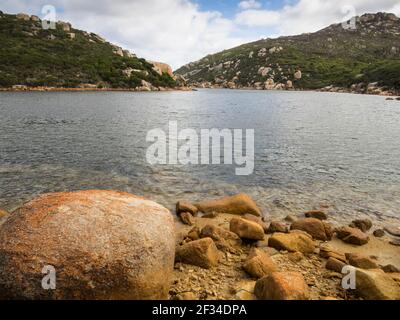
top-left (1, 0), bottom-right (400, 69)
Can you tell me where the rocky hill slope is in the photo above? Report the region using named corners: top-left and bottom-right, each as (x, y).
top-left (0, 11), bottom-right (179, 90)
top-left (175, 12), bottom-right (400, 94)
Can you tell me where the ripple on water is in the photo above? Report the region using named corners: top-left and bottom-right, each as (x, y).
top-left (0, 90), bottom-right (399, 227)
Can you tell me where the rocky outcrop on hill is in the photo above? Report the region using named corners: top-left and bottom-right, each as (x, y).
top-left (0, 11), bottom-right (180, 90)
top-left (175, 12), bottom-right (400, 95)
top-left (149, 61), bottom-right (174, 77)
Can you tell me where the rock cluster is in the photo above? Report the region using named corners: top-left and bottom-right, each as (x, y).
top-left (1, 191), bottom-right (399, 300)
top-left (172, 194), bottom-right (400, 300)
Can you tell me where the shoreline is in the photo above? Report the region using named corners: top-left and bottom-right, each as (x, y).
top-left (1, 191), bottom-right (399, 300)
top-left (1, 86), bottom-right (398, 98)
top-left (0, 86), bottom-right (193, 93)
top-left (190, 86), bottom-right (400, 97)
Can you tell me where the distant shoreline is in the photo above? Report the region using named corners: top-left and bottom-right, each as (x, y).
top-left (0, 86), bottom-right (398, 98)
top-left (0, 86), bottom-right (193, 93)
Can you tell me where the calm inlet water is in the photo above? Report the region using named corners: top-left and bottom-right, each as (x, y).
top-left (1, 90), bottom-right (399, 226)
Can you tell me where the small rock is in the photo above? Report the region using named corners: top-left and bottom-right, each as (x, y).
top-left (254, 272), bottom-right (310, 300)
top-left (202, 212), bottom-right (219, 218)
top-left (284, 215), bottom-right (297, 223)
top-left (243, 248), bottom-right (278, 278)
top-left (268, 231), bottom-right (315, 254)
top-left (288, 251), bottom-right (304, 262)
top-left (0, 208), bottom-right (8, 219)
top-left (349, 219), bottom-right (373, 232)
top-left (389, 239), bottom-right (400, 246)
top-left (384, 226), bottom-right (400, 237)
top-left (267, 221), bottom-right (288, 234)
top-left (336, 226), bottom-right (369, 245)
top-left (319, 244), bottom-right (346, 262)
top-left (355, 268), bottom-right (400, 300)
top-left (230, 217), bottom-right (265, 241)
top-left (346, 253), bottom-right (379, 269)
top-left (381, 264), bottom-right (399, 273)
top-left (195, 193), bottom-right (262, 216)
top-left (176, 201), bottom-right (198, 216)
top-left (180, 212), bottom-right (195, 226)
top-left (305, 210), bottom-right (328, 220)
top-left (242, 214), bottom-right (268, 233)
top-left (373, 229), bottom-right (385, 238)
top-left (187, 227), bottom-right (200, 240)
top-left (175, 238), bottom-right (220, 269)
top-left (200, 224), bottom-right (242, 251)
top-left (290, 218), bottom-right (333, 241)
top-left (326, 257), bottom-right (346, 273)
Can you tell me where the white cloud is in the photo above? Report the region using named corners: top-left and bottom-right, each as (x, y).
top-left (1, 0), bottom-right (399, 69)
top-left (235, 9), bottom-right (281, 27)
top-left (238, 0), bottom-right (262, 10)
top-left (235, 0), bottom-right (400, 35)
top-left (0, 0), bottom-right (248, 69)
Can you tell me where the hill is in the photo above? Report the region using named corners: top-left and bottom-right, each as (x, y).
top-left (175, 12), bottom-right (400, 94)
top-left (0, 11), bottom-right (179, 90)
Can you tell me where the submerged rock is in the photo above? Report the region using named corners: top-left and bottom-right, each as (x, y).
top-left (373, 229), bottom-right (385, 237)
top-left (254, 272), bottom-right (310, 300)
top-left (230, 217), bottom-right (265, 240)
top-left (0, 190), bottom-right (175, 300)
top-left (305, 210), bottom-right (328, 220)
top-left (0, 208), bottom-right (8, 223)
top-left (384, 226), bottom-right (400, 237)
top-left (243, 248), bottom-right (278, 279)
top-left (175, 238), bottom-right (220, 269)
top-left (267, 221), bottom-right (288, 234)
top-left (284, 215), bottom-right (297, 223)
top-left (195, 193), bottom-right (261, 217)
top-left (389, 239), bottom-right (400, 246)
top-left (0, 208), bottom-right (7, 218)
top-left (350, 219), bottom-right (373, 233)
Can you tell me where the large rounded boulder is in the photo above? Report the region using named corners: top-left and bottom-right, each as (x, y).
top-left (0, 190), bottom-right (176, 300)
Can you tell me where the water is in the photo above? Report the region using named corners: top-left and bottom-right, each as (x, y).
top-left (1, 90), bottom-right (399, 226)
